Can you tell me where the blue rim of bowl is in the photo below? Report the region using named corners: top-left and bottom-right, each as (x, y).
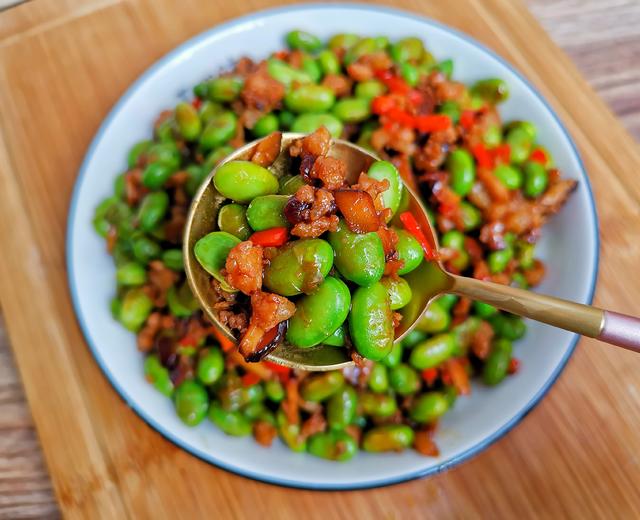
top-left (66, 3), bottom-right (600, 491)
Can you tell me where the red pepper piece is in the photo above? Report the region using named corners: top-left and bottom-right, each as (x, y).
top-left (508, 357), bottom-right (521, 375)
top-left (263, 360), bottom-right (291, 375)
top-left (493, 143), bottom-right (511, 165)
top-left (371, 95), bottom-right (396, 115)
top-left (407, 89), bottom-right (424, 106)
top-left (250, 227), bottom-right (289, 247)
top-left (421, 368), bottom-right (439, 386)
top-left (386, 107), bottom-right (414, 127)
top-left (241, 372), bottom-right (261, 387)
top-left (529, 148), bottom-right (547, 165)
top-left (459, 110), bottom-right (475, 130)
top-left (191, 97), bottom-right (202, 110)
top-left (375, 69), bottom-right (394, 81)
top-left (399, 211), bottom-right (437, 260)
top-left (472, 143), bottom-right (494, 169)
top-left (385, 75), bottom-right (411, 95)
top-left (414, 114), bottom-right (452, 133)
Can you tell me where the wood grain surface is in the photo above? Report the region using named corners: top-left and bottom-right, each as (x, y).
top-left (0, 0), bottom-right (639, 518)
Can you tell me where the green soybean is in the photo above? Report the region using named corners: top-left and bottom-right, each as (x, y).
top-left (494, 164), bottom-right (523, 190)
top-left (442, 230), bottom-right (469, 271)
top-left (276, 409), bottom-right (306, 452)
top-left (523, 161), bottom-right (549, 198)
top-left (207, 76), bottom-right (243, 102)
top-left (143, 355), bottom-right (174, 396)
top-left (327, 386), bottom-right (358, 429)
top-left (332, 97), bottom-right (371, 123)
top-left (286, 30), bottom-right (322, 53)
top-left (285, 85), bottom-right (335, 113)
top-left (483, 338), bottom-right (513, 385)
top-left (488, 247), bottom-right (513, 274)
top-left (344, 37), bottom-right (377, 65)
top-left (401, 329), bottom-right (427, 349)
top-left (447, 149), bottom-right (476, 197)
top-left (197, 347), bottom-right (224, 385)
top-left (390, 37), bottom-right (424, 63)
top-left (243, 402), bottom-right (267, 421)
top-left (175, 102), bottom-right (202, 141)
top-left (300, 371), bottom-right (345, 402)
top-left (473, 301), bottom-right (498, 318)
top-left (208, 402), bottom-right (252, 436)
top-left (517, 241), bottom-right (536, 270)
top-left (328, 220), bottom-right (385, 286)
top-left (438, 100), bottom-right (461, 123)
top-left (155, 116), bottom-right (174, 142)
top-left (460, 201), bottom-right (482, 231)
top-left (409, 333), bottom-right (457, 370)
top-left (350, 282), bottom-right (394, 361)
top-left (410, 392), bottom-right (449, 423)
top-left (415, 301), bottom-right (451, 333)
top-left (367, 160), bottom-right (402, 219)
top-left (400, 62), bottom-right (419, 86)
top-left (263, 239), bottom-right (334, 296)
top-left (323, 325), bottom-right (345, 347)
top-left (355, 79), bottom-right (387, 99)
top-left (368, 363), bottom-right (389, 393)
top-left (128, 140), bottom-right (151, 169)
top-left (504, 120), bottom-right (537, 142)
top-left (389, 363), bottom-right (421, 395)
top-left (265, 379), bottom-right (285, 402)
top-left (199, 111), bottom-right (237, 151)
top-left (287, 277), bottom-right (351, 348)
top-left (395, 229), bottom-right (424, 275)
top-left (132, 236), bottom-right (162, 264)
top-left (318, 50), bottom-right (340, 75)
top-left (252, 113), bottom-right (279, 137)
top-left (506, 127), bottom-right (533, 164)
top-left (291, 113), bottom-right (344, 138)
top-left (279, 174), bottom-right (306, 195)
top-left (198, 100), bottom-right (224, 125)
top-left (203, 145), bottom-right (234, 173)
top-left (146, 141), bottom-right (181, 171)
top-left (381, 276), bottom-right (412, 310)
top-left (308, 430), bottom-right (357, 461)
top-left (167, 284), bottom-right (198, 318)
top-left (451, 317), bottom-right (481, 354)
top-left (141, 162), bottom-right (173, 189)
top-left (328, 33), bottom-right (360, 51)
top-left (437, 293), bottom-right (459, 311)
top-left (246, 195), bottom-right (290, 231)
top-left (361, 392), bottom-right (398, 417)
top-left (435, 59), bottom-right (454, 79)
top-left (214, 160), bottom-right (279, 203)
top-left (266, 58), bottom-right (312, 87)
top-left (302, 55), bottom-right (322, 83)
top-left (471, 78), bottom-right (509, 104)
top-left (174, 380), bottom-right (209, 426)
top-left (116, 262), bottom-right (146, 286)
top-left (381, 342), bottom-right (403, 368)
top-left (194, 231), bottom-right (241, 292)
top-left (217, 204), bottom-right (251, 240)
top-left (162, 249), bottom-right (184, 271)
top-left (243, 383), bottom-right (265, 404)
top-left (489, 314), bottom-right (527, 341)
top-left (362, 425), bottom-right (415, 452)
top-left (138, 190), bottom-right (170, 231)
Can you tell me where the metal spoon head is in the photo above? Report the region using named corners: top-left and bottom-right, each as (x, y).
top-left (184, 132), bottom-right (451, 371)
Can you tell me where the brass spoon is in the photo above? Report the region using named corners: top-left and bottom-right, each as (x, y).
top-left (184, 133), bottom-right (640, 371)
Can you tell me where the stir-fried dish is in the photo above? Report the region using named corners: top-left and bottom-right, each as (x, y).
top-left (93, 30), bottom-right (576, 460)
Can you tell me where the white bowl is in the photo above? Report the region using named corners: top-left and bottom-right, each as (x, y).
top-left (66, 4), bottom-right (599, 489)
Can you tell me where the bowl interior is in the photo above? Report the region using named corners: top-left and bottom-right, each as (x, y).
top-left (67, 4), bottom-right (598, 489)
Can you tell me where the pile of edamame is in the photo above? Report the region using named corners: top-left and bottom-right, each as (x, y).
top-left (93, 28), bottom-right (571, 460)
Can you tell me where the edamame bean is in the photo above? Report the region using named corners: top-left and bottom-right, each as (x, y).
top-left (400, 62), bottom-right (419, 86)
top-left (328, 33), bottom-right (360, 51)
top-left (265, 379), bottom-right (285, 402)
top-left (381, 342), bottom-right (403, 368)
top-left (318, 50), bottom-right (340, 76)
top-left (390, 37), bottom-right (424, 63)
top-left (217, 375), bottom-right (245, 411)
top-left (362, 425), bottom-right (415, 452)
top-left (291, 113), bottom-right (343, 138)
top-left (374, 36), bottom-right (389, 50)
top-left (473, 301), bottom-right (498, 318)
top-left (285, 85), bottom-right (335, 113)
top-left (217, 203), bottom-right (251, 240)
top-left (199, 111), bottom-right (237, 151)
top-left (198, 100), bottom-right (224, 125)
top-left (174, 380), bottom-right (209, 426)
top-left (511, 271), bottom-right (529, 289)
top-left (114, 173), bottom-right (126, 200)
top-left (494, 164), bottom-right (523, 190)
top-left (246, 195), bottom-right (290, 231)
top-left (389, 363), bottom-right (421, 395)
top-left (194, 231), bottom-right (241, 291)
top-left (287, 277), bottom-right (351, 348)
top-left (185, 164), bottom-right (207, 197)
top-left (286, 30), bottom-right (322, 53)
top-left (279, 174), bottom-right (306, 195)
top-left (401, 329), bottom-right (427, 349)
top-left (471, 78), bottom-right (509, 104)
top-left (447, 149), bottom-right (476, 197)
top-left (460, 201), bottom-right (482, 231)
top-left (141, 162), bottom-right (174, 189)
top-left (361, 392), bottom-right (397, 417)
top-left (442, 230), bottom-right (470, 271)
top-left (116, 262), bottom-right (146, 286)
top-left (308, 430), bottom-right (357, 461)
top-left (437, 294), bottom-right (458, 311)
top-left (302, 55), bottom-right (322, 83)
top-left (506, 127), bottom-right (533, 164)
top-left (208, 401), bottom-right (252, 436)
top-left (207, 76), bottom-right (243, 102)
top-left (167, 283), bottom-right (198, 318)
top-left (410, 392), bottom-right (449, 423)
top-left (137, 192), bottom-right (169, 232)
top-left (368, 363), bottom-right (389, 393)
top-left (415, 300), bottom-right (451, 333)
top-left (175, 102), bottom-right (202, 141)
top-left (367, 161), bottom-right (401, 219)
top-left (132, 236), bottom-right (162, 264)
top-left (144, 355), bottom-right (174, 396)
top-left (435, 59), bottom-right (453, 79)
top-left (252, 113), bottom-right (279, 137)
top-left (213, 160), bottom-right (279, 202)
top-left (488, 247), bottom-right (513, 274)
top-left (344, 37), bottom-right (377, 65)
top-left (483, 338), bottom-right (513, 385)
top-left (128, 140), bottom-right (151, 169)
top-left (380, 276), bottom-right (412, 310)
top-left (300, 371), bottom-right (345, 402)
top-left (355, 80), bottom-right (387, 99)
top-left (243, 383), bottom-right (265, 404)
top-left (328, 220), bottom-right (385, 285)
top-left (332, 97), bottom-right (371, 123)
top-left (323, 325), bottom-right (345, 347)
top-left (110, 297), bottom-right (122, 320)
top-left (409, 333), bottom-right (457, 370)
top-left (203, 145), bottom-right (234, 173)
top-left (504, 120), bottom-right (537, 141)
top-left (197, 347), bottom-right (224, 385)
top-left (327, 386), bottom-right (358, 429)
top-left (350, 282), bottom-right (394, 361)
top-left (162, 249), bottom-right (184, 271)
top-left (263, 239), bottom-right (334, 296)
top-left (517, 241), bottom-right (535, 270)
top-left (438, 100), bottom-right (461, 124)
top-left (155, 117), bottom-right (174, 142)
top-left (395, 229), bottom-right (424, 275)
top-left (266, 58), bottom-right (312, 87)
top-left (488, 314), bottom-right (527, 340)
top-left (146, 142), bottom-right (181, 171)
top-left (523, 161), bottom-right (549, 198)
top-left (243, 402), bottom-right (267, 421)
top-left (276, 409), bottom-right (306, 452)
top-left (451, 317), bottom-right (481, 354)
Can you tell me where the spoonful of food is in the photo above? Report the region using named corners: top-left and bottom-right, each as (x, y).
top-left (184, 130), bottom-right (640, 371)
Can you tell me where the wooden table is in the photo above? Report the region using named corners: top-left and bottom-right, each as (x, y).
top-left (1, 1), bottom-right (639, 518)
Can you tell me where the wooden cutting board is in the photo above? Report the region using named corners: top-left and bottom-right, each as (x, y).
top-left (1, 0), bottom-right (640, 517)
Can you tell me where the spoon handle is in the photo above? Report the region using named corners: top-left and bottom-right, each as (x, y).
top-left (451, 275), bottom-right (640, 351)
